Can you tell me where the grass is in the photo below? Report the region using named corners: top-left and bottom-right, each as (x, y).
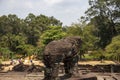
top-left (0, 59), bottom-right (2, 64)
top-left (83, 53), bottom-right (114, 61)
top-left (83, 54), bottom-right (95, 60)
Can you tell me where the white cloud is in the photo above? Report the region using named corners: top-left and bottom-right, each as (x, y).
top-left (24, 1), bottom-right (33, 9)
top-left (44, 0), bottom-right (63, 5)
top-left (0, 0), bottom-right (89, 26)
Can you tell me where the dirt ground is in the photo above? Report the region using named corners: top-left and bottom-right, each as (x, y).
top-left (1, 60), bottom-right (116, 72)
top-left (1, 60), bottom-right (116, 67)
top-left (0, 72), bottom-right (43, 80)
top-left (0, 72), bottom-right (120, 80)
top-left (0, 60), bottom-right (119, 80)
top-left (0, 61), bottom-right (117, 73)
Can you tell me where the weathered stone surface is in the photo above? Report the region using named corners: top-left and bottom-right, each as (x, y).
top-left (43, 36), bottom-right (82, 80)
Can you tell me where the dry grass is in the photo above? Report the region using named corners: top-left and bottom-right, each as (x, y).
top-left (1, 60), bottom-right (116, 67)
top-left (78, 60), bottom-right (116, 66)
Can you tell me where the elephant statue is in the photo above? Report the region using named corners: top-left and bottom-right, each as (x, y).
top-left (43, 36), bottom-right (82, 80)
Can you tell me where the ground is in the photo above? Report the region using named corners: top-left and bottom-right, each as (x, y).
top-left (0, 72), bottom-right (42, 80)
top-left (1, 60), bottom-right (116, 72)
top-left (0, 60), bottom-right (119, 80)
top-left (0, 72), bottom-right (120, 80)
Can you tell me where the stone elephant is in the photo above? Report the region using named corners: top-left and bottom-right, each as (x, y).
top-left (43, 36), bottom-right (82, 80)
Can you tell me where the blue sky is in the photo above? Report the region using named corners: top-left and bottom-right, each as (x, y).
top-left (0, 0), bottom-right (89, 26)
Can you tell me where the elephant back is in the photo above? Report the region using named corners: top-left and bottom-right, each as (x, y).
top-left (44, 39), bottom-right (73, 55)
top-left (43, 36), bottom-right (82, 56)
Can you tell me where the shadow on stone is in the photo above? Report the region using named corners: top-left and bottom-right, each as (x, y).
top-left (59, 74), bottom-right (97, 80)
top-left (59, 74), bottom-right (72, 80)
top-left (13, 63), bottom-right (24, 71)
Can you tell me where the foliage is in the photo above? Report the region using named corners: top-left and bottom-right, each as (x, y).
top-left (66, 24), bottom-right (83, 36)
top-left (17, 44), bottom-right (35, 57)
top-left (34, 47), bottom-right (44, 60)
top-left (0, 59), bottom-right (2, 64)
top-left (0, 14), bottom-right (62, 60)
top-left (82, 24), bottom-right (99, 50)
top-left (24, 13), bottom-right (62, 46)
top-left (106, 35), bottom-right (120, 62)
top-left (89, 49), bottom-right (105, 60)
top-left (0, 34), bottom-right (27, 52)
top-left (85, 0), bottom-right (120, 49)
top-left (0, 47), bottom-right (13, 60)
top-left (40, 26), bottom-right (67, 46)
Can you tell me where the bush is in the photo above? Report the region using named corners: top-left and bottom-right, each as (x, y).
top-left (106, 35), bottom-right (120, 62)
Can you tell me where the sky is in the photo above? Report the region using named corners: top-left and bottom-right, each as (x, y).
top-left (0, 0), bottom-right (90, 26)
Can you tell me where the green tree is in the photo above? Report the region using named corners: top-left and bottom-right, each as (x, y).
top-left (66, 24), bottom-right (83, 36)
top-left (24, 13), bottom-right (62, 46)
top-left (85, 0), bottom-right (120, 48)
top-left (106, 35), bottom-right (120, 62)
top-left (17, 44), bottom-right (35, 58)
top-left (0, 14), bottom-right (23, 35)
top-left (39, 26), bottom-right (66, 46)
top-left (0, 34), bottom-right (27, 52)
top-left (0, 47), bottom-right (12, 60)
top-left (82, 24), bottom-right (99, 50)
top-left (0, 13), bottom-right (64, 60)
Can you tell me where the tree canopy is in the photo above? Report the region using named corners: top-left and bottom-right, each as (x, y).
top-left (0, 0), bottom-right (120, 61)
top-left (0, 14), bottom-right (63, 60)
top-left (85, 0), bottom-right (120, 48)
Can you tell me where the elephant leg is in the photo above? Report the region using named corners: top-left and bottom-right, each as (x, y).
top-left (44, 67), bottom-right (52, 80)
top-left (63, 59), bottom-right (73, 77)
top-left (63, 55), bottom-right (79, 77)
top-left (71, 55), bottom-right (80, 77)
top-left (43, 55), bottom-right (60, 80)
top-left (51, 63), bottom-right (60, 80)
top-left (44, 63), bottom-right (60, 80)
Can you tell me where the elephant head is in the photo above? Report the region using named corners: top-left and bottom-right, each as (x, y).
top-left (65, 36), bottom-right (82, 48)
